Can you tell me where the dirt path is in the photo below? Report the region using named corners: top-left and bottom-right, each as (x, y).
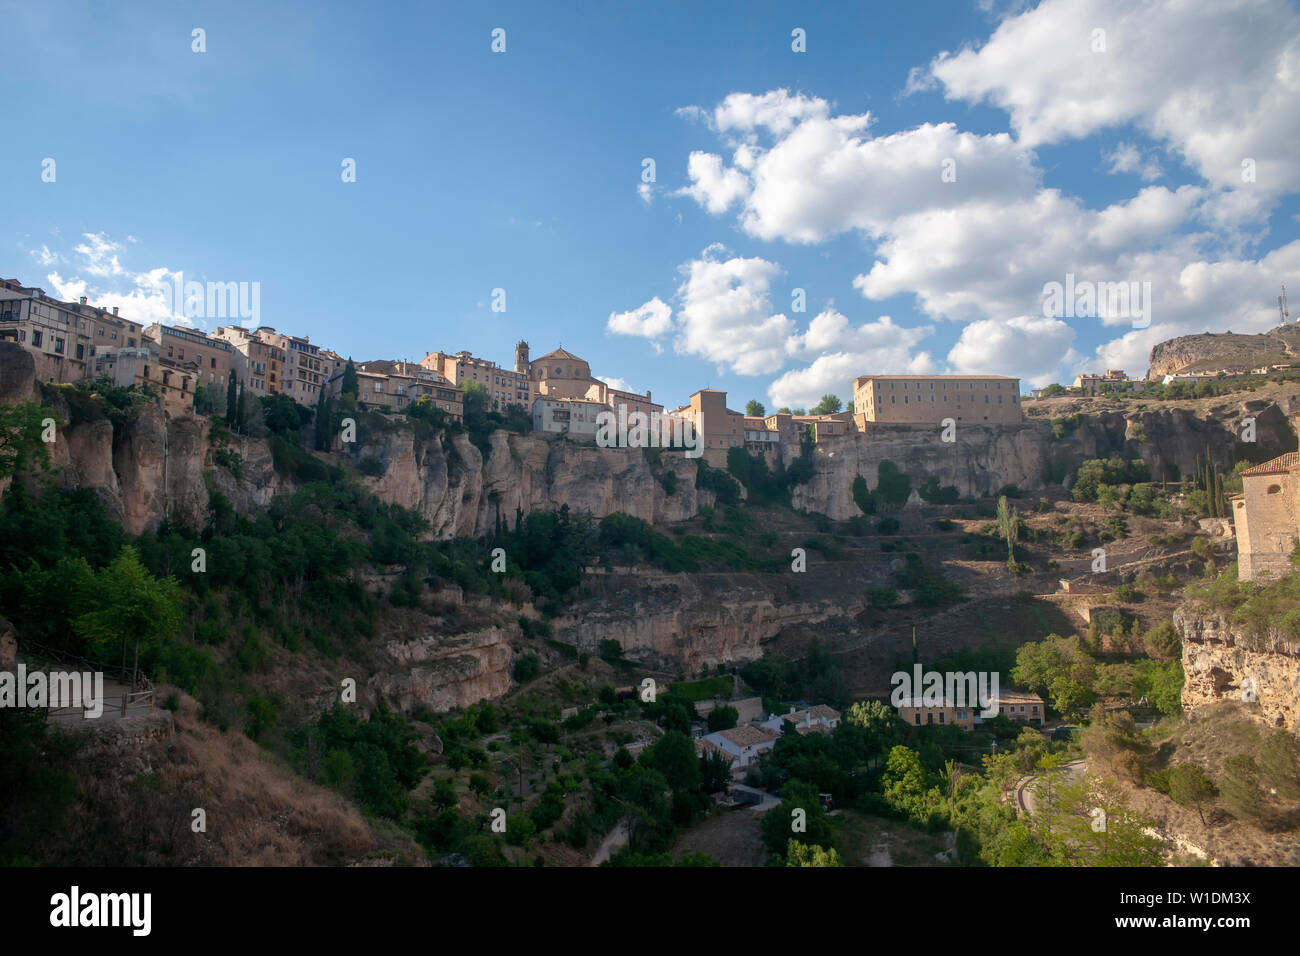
top-left (588, 820), bottom-right (629, 866)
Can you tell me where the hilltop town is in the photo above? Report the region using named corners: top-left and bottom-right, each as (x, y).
top-left (0, 276), bottom-right (1024, 468)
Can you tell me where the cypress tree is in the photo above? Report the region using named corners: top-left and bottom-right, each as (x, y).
top-left (225, 375), bottom-right (238, 427)
top-left (341, 358), bottom-right (358, 398)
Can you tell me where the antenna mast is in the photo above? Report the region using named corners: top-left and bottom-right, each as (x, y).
top-left (1281, 284), bottom-right (1291, 324)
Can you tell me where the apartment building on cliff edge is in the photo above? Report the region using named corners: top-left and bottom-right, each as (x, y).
top-left (1231, 452), bottom-right (1300, 581)
top-left (853, 374), bottom-right (1023, 425)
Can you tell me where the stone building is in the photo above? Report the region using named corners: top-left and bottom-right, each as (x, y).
top-left (1232, 452), bottom-right (1300, 581)
top-left (93, 344), bottom-right (197, 418)
top-left (0, 279), bottom-right (144, 384)
top-left (852, 374), bottom-right (1022, 424)
top-left (145, 323), bottom-right (246, 397)
top-left (212, 326), bottom-right (287, 398)
top-left (326, 359), bottom-right (463, 421)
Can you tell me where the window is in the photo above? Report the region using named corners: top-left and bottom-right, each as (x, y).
top-left (32, 331), bottom-right (42, 347)
top-left (1268, 484), bottom-right (1282, 494)
top-left (54, 337), bottom-right (64, 354)
top-left (374, 382), bottom-right (382, 392)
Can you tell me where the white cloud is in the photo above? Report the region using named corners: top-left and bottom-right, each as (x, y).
top-left (673, 249), bottom-right (794, 375)
top-left (72, 233), bottom-right (127, 277)
top-left (1104, 141), bottom-right (1161, 182)
top-left (637, 182), bottom-right (654, 204)
top-left (677, 151), bottom-right (750, 214)
top-left (946, 314), bottom-right (1079, 387)
top-left (676, 89), bottom-right (1040, 244)
top-left (596, 375), bottom-right (639, 394)
top-left (769, 309), bottom-right (936, 408)
top-left (607, 296), bottom-right (673, 338)
top-left (927, 0), bottom-right (1300, 200)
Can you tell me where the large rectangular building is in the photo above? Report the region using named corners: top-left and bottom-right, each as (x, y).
top-left (853, 375), bottom-right (1022, 424)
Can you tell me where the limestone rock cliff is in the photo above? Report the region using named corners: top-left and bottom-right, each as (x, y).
top-left (1175, 604), bottom-right (1300, 734)
top-left (552, 568), bottom-right (873, 671)
top-left (1147, 325), bottom-right (1300, 379)
top-left (369, 620), bottom-right (513, 713)
top-left (350, 426), bottom-right (705, 539)
top-left (793, 422), bottom-right (1048, 520)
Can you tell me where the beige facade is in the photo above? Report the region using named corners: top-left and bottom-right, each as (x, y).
top-left (93, 345), bottom-right (197, 418)
top-left (1232, 453), bottom-right (1300, 581)
top-left (328, 360), bottom-right (464, 421)
top-left (853, 375), bottom-right (1022, 424)
top-left (896, 691), bottom-right (1043, 730)
top-left (243, 328), bottom-right (328, 404)
top-left (421, 344), bottom-right (536, 414)
top-left (0, 279), bottom-right (144, 384)
top-left (531, 396), bottom-right (606, 438)
top-left (145, 324), bottom-right (246, 396)
top-left (212, 326), bottom-right (287, 398)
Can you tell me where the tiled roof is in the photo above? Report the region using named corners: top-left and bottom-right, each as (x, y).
top-left (1240, 453), bottom-right (1300, 477)
top-left (718, 726), bottom-right (778, 747)
top-left (535, 347), bottom-right (584, 363)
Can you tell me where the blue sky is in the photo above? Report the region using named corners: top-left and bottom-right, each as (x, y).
top-left (3, 0), bottom-right (1298, 410)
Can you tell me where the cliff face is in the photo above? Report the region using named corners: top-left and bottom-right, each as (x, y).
top-left (351, 427), bottom-right (705, 539)
top-left (1147, 325), bottom-right (1300, 379)
top-left (793, 422), bottom-right (1048, 519)
top-left (370, 620), bottom-right (513, 714)
top-left (1175, 604), bottom-right (1300, 734)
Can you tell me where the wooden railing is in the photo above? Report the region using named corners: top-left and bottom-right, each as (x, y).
top-left (18, 640), bottom-right (156, 718)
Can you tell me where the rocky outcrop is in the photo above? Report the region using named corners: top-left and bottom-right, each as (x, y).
top-left (793, 422), bottom-right (1048, 519)
top-left (1175, 604), bottom-right (1300, 734)
top-left (370, 622), bottom-right (513, 713)
top-left (552, 569), bottom-right (871, 671)
top-left (350, 427), bottom-right (704, 539)
top-left (1147, 325), bottom-right (1300, 379)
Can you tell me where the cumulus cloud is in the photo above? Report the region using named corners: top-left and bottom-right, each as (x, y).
top-left (32, 234), bottom-right (195, 328)
top-left (674, 249), bottom-right (794, 375)
top-left (769, 309), bottom-right (936, 408)
top-left (1104, 142), bottom-right (1161, 182)
top-left (607, 296), bottom-right (673, 338)
top-left (927, 0), bottom-right (1300, 199)
top-left (946, 314), bottom-right (1079, 387)
top-left (675, 89), bottom-right (1040, 244)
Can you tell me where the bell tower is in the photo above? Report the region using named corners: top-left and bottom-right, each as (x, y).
top-left (514, 340), bottom-right (530, 374)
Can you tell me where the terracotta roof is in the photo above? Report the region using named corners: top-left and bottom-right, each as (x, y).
top-left (1240, 453), bottom-right (1300, 477)
top-left (534, 347), bottom-right (585, 363)
top-left (718, 726), bottom-right (778, 747)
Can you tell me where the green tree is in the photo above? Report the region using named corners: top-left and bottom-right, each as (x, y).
top-left (786, 840), bottom-right (842, 866)
top-left (341, 358), bottom-right (358, 398)
top-left (996, 495), bottom-right (1021, 564)
top-left (1167, 762), bottom-right (1217, 824)
top-left (1012, 634), bottom-right (1097, 719)
top-left (73, 545), bottom-right (184, 685)
top-left (225, 376), bottom-right (238, 428)
top-left (706, 705), bottom-right (738, 732)
top-left (810, 394), bottom-right (843, 415)
top-left (0, 401), bottom-right (55, 478)
top-left (875, 460), bottom-right (911, 506)
top-left (649, 731), bottom-right (700, 793)
top-left (745, 399), bottom-right (766, 418)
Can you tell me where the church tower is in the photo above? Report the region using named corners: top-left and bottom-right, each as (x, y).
top-left (514, 340), bottom-right (530, 374)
